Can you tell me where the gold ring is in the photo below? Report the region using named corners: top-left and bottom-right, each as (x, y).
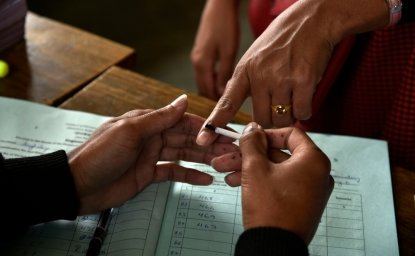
top-left (271, 104), bottom-right (291, 115)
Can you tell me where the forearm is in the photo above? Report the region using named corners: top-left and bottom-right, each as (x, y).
top-left (285, 0), bottom-right (390, 45)
top-left (204, 0), bottom-right (241, 13)
top-left (0, 151), bottom-right (79, 237)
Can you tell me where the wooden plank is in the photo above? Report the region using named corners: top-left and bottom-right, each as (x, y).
top-left (60, 66), bottom-right (251, 124)
top-left (0, 12), bottom-right (135, 105)
top-left (392, 167), bottom-right (415, 256)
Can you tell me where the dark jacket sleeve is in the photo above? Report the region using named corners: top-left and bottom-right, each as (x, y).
top-left (234, 227), bottom-right (309, 256)
top-left (400, 0), bottom-right (414, 23)
top-left (0, 151), bottom-right (79, 237)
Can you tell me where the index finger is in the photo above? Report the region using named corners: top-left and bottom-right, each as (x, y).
top-left (154, 163), bottom-right (214, 185)
top-left (196, 72), bottom-right (250, 146)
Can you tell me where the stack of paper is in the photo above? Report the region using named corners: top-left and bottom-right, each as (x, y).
top-left (0, 0), bottom-right (27, 53)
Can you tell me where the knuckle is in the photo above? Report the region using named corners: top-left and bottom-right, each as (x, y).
top-left (294, 107), bottom-right (312, 121)
top-left (114, 118), bottom-right (134, 130)
top-left (310, 148), bottom-right (331, 175)
top-left (292, 75), bottom-right (309, 86)
top-left (216, 96), bottom-right (237, 113)
top-left (190, 50), bottom-right (205, 67)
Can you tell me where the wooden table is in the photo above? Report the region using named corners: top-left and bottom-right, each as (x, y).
top-left (60, 66), bottom-right (415, 256)
top-left (0, 12), bottom-right (135, 106)
top-left (60, 66), bottom-right (251, 124)
top-left (392, 167), bottom-right (415, 256)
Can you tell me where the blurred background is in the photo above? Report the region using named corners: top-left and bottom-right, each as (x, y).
top-left (26, 0), bottom-right (254, 111)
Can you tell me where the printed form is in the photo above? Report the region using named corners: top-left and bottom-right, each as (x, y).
top-left (0, 97), bottom-right (169, 256)
top-left (0, 97), bottom-right (399, 255)
top-left (155, 130), bottom-right (399, 256)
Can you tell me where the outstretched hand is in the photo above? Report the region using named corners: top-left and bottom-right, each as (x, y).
top-left (69, 95), bottom-right (239, 215)
top-left (196, 0), bottom-right (389, 146)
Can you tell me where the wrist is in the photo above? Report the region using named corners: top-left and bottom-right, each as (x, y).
top-left (384, 0), bottom-right (402, 26)
top-left (207, 0), bottom-right (240, 10)
top-left (311, 0), bottom-right (392, 43)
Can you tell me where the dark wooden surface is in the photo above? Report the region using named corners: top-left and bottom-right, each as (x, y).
top-left (0, 12), bottom-right (135, 106)
top-left (60, 66), bottom-right (251, 124)
top-left (392, 167), bottom-right (415, 256)
top-left (60, 66), bottom-right (415, 255)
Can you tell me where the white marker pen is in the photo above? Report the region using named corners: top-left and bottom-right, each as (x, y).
top-left (205, 124), bottom-right (241, 140)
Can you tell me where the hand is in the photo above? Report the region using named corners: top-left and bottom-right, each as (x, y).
top-left (196, 0), bottom-right (389, 145)
top-left (191, 0), bottom-right (240, 100)
top-left (68, 95), bottom-right (239, 215)
top-left (212, 124), bottom-right (334, 244)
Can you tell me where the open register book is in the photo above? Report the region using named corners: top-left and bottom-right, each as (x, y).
top-left (0, 96), bottom-right (399, 256)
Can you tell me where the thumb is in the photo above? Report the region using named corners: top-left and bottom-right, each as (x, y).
top-left (239, 122), bottom-right (269, 176)
top-left (135, 94), bottom-right (188, 138)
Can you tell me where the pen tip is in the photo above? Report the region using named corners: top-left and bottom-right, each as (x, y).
top-left (205, 124), bottom-right (215, 131)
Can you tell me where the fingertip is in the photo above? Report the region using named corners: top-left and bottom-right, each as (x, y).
top-left (197, 175), bottom-right (214, 186)
top-left (138, 94), bottom-right (188, 137)
top-left (196, 125), bottom-right (219, 146)
top-left (170, 94), bottom-right (188, 110)
top-left (210, 157), bottom-right (218, 169)
top-left (196, 130), bottom-right (211, 145)
top-left (239, 122), bottom-right (268, 160)
top-left (224, 172), bottom-right (242, 187)
top-left (185, 169), bottom-right (214, 186)
top-left (242, 122), bottom-right (262, 136)
top-left (240, 122), bottom-right (265, 144)
top-left (295, 110), bottom-right (312, 121)
top-left (292, 100), bottom-right (313, 121)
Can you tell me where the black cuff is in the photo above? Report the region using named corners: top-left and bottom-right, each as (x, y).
top-left (0, 150), bottom-right (79, 234)
top-left (235, 227), bottom-right (309, 256)
top-left (401, 0), bottom-right (415, 23)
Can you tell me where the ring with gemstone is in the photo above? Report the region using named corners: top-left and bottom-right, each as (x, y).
top-left (271, 104), bottom-right (291, 115)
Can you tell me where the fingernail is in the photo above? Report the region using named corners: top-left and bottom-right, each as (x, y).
top-left (196, 130), bottom-right (210, 145)
top-left (243, 122), bottom-right (261, 134)
top-left (210, 158), bottom-right (217, 168)
top-left (171, 94), bottom-right (187, 108)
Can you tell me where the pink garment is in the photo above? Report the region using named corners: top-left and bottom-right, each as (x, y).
top-left (247, 0), bottom-right (415, 170)
top-left (270, 0), bottom-right (297, 15)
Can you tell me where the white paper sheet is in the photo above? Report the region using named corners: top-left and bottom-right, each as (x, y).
top-left (0, 97), bottom-right (399, 256)
top-left (155, 126), bottom-right (399, 256)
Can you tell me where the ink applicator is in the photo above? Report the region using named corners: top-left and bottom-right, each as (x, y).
top-left (205, 124), bottom-right (241, 140)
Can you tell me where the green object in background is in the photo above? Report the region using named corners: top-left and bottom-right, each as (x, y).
top-left (0, 60), bottom-right (9, 78)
